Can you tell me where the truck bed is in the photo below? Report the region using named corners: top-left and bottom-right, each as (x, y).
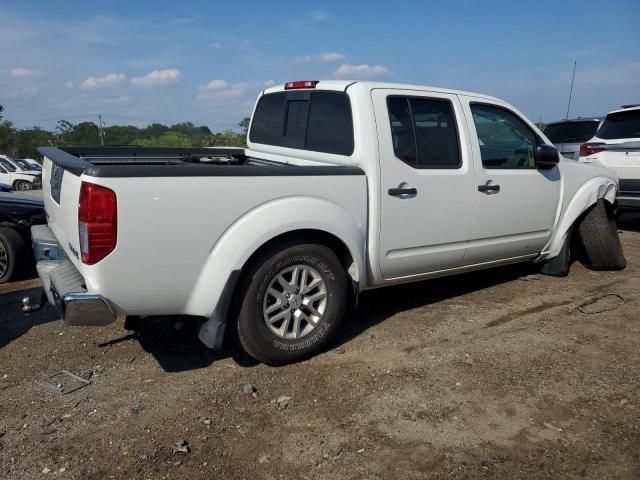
top-left (38, 146), bottom-right (363, 178)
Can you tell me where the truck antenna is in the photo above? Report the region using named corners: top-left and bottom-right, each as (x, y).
top-left (565, 61), bottom-right (577, 120)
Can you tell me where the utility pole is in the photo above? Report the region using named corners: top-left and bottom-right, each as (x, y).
top-left (97, 114), bottom-right (105, 145)
top-left (565, 61), bottom-right (577, 120)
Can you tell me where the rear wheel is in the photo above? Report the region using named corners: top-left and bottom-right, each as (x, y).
top-left (235, 242), bottom-right (348, 366)
top-left (577, 200), bottom-right (626, 271)
top-left (0, 227), bottom-right (26, 284)
top-left (13, 180), bottom-right (30, 191)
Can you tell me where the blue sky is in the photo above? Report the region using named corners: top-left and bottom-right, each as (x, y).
top-left (1, 0), bottom-right (639, 131)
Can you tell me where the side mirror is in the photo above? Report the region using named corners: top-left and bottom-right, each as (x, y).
top-left (534, 144), bottom-right (559, 170)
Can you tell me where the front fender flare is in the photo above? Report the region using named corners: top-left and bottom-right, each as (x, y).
top-left (540, 176), bottom-right (616, 260)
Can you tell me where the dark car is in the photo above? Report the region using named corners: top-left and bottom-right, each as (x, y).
top-left (0, 191), bottom-right (45, 283)
top-left (543, 118), bottom-right (602, 160)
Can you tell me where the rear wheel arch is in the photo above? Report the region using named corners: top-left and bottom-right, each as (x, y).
top-left (237, 229), bottom-right (360, 300)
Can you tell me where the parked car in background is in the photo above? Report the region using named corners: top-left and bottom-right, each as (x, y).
top-left (0, 163), bottom-right (42, 191)
top-left (34, 80), bottom-right (624, 365)
top-left (579, 105), bottom-right (640, 211)
top-left (0, 189), bottom-right (45, 283)
top-left (543, 118), bottom-right (601, 160)
top-left (0, 155), bottom-right (41, 175)
top-left (23, 159), bottom-right (43, 171)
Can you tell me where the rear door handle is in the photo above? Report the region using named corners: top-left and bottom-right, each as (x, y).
top-left (388, 187), bottom-right (417, 197)
top-left (477, 184), bottom-right (500, 194)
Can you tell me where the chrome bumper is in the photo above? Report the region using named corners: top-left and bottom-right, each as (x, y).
top-left (31, 225), bottom-right (116, 326)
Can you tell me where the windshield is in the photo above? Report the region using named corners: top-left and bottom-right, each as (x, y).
top-left (14, 159), bottom-right (31, 170)
top-left (0, 158), bottom-right (17, 172)
top-left (597, 110), bottom-right (640, 140)
top-left (543, 121), bottom-right (599, 143)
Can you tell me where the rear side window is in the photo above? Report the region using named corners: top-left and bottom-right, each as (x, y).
top-left (387, 97), bottom-right (461, 168)
top-left (250, 91), bottom-right (354, 155)
top-left (544, 121), bottom-right (599, 143)
top-left (597, 110), bottom-right (640, 140)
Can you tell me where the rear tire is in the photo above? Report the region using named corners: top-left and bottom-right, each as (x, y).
top-left (234, 242), bottom-right (348, 366)
top-left (0, 227), bottom-right (26, 284)
top-left (577, 200), bottom-right (626, 271)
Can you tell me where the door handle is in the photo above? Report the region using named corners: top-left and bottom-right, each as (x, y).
top-left (388, 187), bottom-right (417, 197)
top-left (477, 184), bottom-right (500, 194)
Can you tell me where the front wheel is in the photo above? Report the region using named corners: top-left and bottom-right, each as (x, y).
top-left (13, 180), bottom-right (30, 191)
top-left (578, 200), bottom-right (626, 271)
top-left (235, 243), bottom-right (348, 366)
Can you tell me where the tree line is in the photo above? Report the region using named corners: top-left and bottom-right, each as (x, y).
top-left (0, 103), bottom-right (249, 160)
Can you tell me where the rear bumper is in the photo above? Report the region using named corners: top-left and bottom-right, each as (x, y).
top-left (32, 225), bottom-right (116, 326)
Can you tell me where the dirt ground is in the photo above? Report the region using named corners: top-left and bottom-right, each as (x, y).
top-left (1, 217), bottom-right (639, 480)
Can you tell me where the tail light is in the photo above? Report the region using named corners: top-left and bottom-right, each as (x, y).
top-left (78, 182), bottom-right (117, 264)
top-left (579, 142), bottom-right (606, 157)
top-left (284, 80), bottom-right (318, 90)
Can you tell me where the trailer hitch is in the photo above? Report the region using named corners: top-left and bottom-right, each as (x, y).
top-left (21, 291), bottom-right (47, 315)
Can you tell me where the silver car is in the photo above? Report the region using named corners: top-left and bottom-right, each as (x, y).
top-left (543, 118), bottom-right (602, 160)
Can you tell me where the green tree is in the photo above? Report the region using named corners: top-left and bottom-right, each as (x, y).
top-left (133, 131), bottom-right (193, 147)
top-left (0, 104), bottom-right (4, 121)
top-left (238, 117), bottom-right (250, 133)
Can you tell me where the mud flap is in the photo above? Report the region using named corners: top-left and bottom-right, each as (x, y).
top-left (541, 228), bottom-right (572, 277)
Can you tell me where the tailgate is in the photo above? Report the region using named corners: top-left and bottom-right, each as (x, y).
top-left (596, 144), bottom-right (640, 180)
top-left (41, 157), bottom-right (84, 267)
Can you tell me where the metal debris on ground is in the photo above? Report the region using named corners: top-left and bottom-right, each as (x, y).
top-left (519, 274), bottom-right (541, 282)
top-left (173, 440), bottom-right (190, 454)
top-left (37, 370), bottom-right (93, 395)
top-left (577, 293), bottom-right (625, 314)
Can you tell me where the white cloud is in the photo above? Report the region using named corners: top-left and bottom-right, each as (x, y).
top-left (9, 67), bottom-right (38, 78)
top-left (334, 64), bottom-right (391, 79)
top-left (295, 52), bottom-right (346, 64)
top-left (310, 11), bottom-right (329, 22)
top-left (197, 81), bottom-right (250, 100)
top-left (81, 73), bottom-right (126, 90)
top-left (263, 80), bottom-right (275, 87)
top-left (10, 87), bottom-right (39, 97)
top-left (131, 69), bottom-right (181, 87)
top-left (198, 79), bottom-right (229, 91)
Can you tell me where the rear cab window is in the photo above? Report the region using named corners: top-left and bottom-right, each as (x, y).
top-left (597, 109), bottom-right (640, 139)
top-left (250, 90), bottom-right (354, 155)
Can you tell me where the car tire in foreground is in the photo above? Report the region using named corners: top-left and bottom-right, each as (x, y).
top-left (235, 242), bottom-right (348, 366)
top-left (0, 227), bottom-right (26, 284)
top-left (578, 199), bottom-right (626, 271)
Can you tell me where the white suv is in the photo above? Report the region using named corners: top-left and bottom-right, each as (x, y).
top-left (579, 105), bottom-right (640, 211)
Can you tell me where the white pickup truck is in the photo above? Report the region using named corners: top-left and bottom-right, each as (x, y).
top-left (33, 80), bottom-right (625, 365)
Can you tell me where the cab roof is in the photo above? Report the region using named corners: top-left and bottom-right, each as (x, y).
top-left (262, 80), bottom-right (501, 102)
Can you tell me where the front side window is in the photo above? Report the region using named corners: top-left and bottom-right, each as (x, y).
top-left (597, 110), bottom-right (640, 140)
top-left (387, 97), bottom-right (461, 168)
top-left (250, 91), bottom-right (354, 155)
top-left (471, 104), bottom-right (538, 169)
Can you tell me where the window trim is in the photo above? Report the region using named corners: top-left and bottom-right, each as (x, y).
top-left (470, 101), bottom-right (543, 170)
top-left (386, 95), bottom-right (463, 170)
top-left (249, 90), bottom-right (355, 156)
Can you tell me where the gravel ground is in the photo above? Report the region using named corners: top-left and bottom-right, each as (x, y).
top-left (1, 216), bottom-right (639, 479)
